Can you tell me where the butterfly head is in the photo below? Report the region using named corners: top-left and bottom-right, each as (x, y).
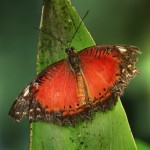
top-left (65, 47), bottom-right (76, 56)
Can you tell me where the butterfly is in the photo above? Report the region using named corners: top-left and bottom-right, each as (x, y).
top-left (9, 45), bottom-right (140, 125)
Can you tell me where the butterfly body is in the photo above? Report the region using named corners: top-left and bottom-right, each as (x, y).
top-left (9, 45), bottom-right (140, 125)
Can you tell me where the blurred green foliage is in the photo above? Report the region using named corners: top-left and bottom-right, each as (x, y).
top-left (0, 0), bottom-right (150, 149)
top-left (136, 139), bottom-right (150, 150)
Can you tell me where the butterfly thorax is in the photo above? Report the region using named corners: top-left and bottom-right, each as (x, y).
top-left (66, 47), bottom-right (88, 106)
top-left (65, 47), bottom-right (80, 73)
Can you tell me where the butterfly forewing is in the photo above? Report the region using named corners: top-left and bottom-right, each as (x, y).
top-left (9, 60), bottom-right (81, 123)
top-left (78, 45), bottom-right (140, 109)
top-left (34, 60), bottom-right (80, 113)
top-left (79, 46), bottom-right (119, 100)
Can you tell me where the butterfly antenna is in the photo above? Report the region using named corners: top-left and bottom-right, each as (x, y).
top-left (69, 10), bottom-right (89, 47)
top-left (34, 27), bottom-right (68, 47)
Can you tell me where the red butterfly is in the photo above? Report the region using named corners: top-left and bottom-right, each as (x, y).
top-left (9, 45), bottom-right (140, 125)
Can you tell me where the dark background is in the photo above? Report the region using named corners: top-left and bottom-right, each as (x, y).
top-left (0, 0), bottom-right (150, 149)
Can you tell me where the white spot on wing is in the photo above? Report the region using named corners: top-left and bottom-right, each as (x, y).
top-left (23, 85), bottom-right (30, 97)
top-left (30, 109), bottom-right (33, 112)
top-left (23, 112), bottom-right (27, 115)
top-left (33, 82), bottom-right (39, 90)
top-left (15, 112), bottom-right (20, 115)
top-left (116, 46), bottom-right (127, 53)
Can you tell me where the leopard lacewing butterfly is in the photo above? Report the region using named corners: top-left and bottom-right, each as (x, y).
top-left (9, 11), bottom-right (141, 125)
top-left (9, 44), bottom-right (140, 125)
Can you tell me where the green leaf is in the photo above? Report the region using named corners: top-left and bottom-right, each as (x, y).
top-left (30, 0), bottom-right (137, 149)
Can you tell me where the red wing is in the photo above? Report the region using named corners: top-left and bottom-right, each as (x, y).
top-left (78, 45), bottom-right (140, 107)
top-left (9, 60), bottom-right (80, 124)
top-left (33, 60), bottom-right (80, 114)
top-left (9, 45), bottom-right (140, 125)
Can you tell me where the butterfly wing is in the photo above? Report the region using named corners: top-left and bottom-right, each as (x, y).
top-left (9, 45), bottom-right (140, 125)
top-left (9, 60), bottom-right (81, 124)
top-left (78, 45), bottom-right (140, 110)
